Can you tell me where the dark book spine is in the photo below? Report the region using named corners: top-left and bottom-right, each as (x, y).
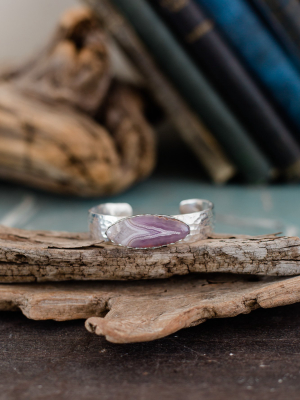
top-left (83, 0), bottom-right (236, 183)
top-left (262, 0), bottom-right (300, 47)
top-left (249, 0), bottom-right (300, 72)
top-left (108, 0), bottom-right (274, 183)
top-left (150, 0), bottom-right (300, 175)
top-left (197, 0), bottom-right (300, 137)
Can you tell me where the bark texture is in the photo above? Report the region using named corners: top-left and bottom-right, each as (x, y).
top-left (0, 226), bottom-right (300, 282)
top-left (1, 274), bottom-right (300, 343)
top-left (0, 7), bottom-right (155, 196)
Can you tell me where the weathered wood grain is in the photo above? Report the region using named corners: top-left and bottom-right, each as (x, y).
top-left (0, 226), bottom-right (300, 282)
top-left (0, 7), bottom-right (155, 196)
top-left (1, 274), bottom-right (300, 343)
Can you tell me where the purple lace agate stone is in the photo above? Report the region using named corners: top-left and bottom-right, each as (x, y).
top-left (106, 215), bottom-right (190, 249)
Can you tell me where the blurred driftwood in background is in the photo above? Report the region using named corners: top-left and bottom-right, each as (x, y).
top-left (0, 7), bottom-right (155, 196)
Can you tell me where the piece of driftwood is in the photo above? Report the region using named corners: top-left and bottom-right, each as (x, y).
top-left (1, 274), bottom-right (300, 343)
top-left (0, 7), bottom-right (155, 196)
top-left (1, 225), bottom-right (300, 282)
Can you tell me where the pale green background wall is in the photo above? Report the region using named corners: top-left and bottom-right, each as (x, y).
top-left (0, 0), bottom-right (77, 63)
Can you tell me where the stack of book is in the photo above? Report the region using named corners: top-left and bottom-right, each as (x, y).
top-left (85, 0), bottom-right (300, 184)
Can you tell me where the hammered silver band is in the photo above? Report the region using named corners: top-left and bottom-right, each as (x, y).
top-left (89, 199), bottom-right (214, 247)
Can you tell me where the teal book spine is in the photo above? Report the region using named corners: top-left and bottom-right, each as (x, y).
top-left (110, 0), bottom-right (273, 183)
top-left (250, 0), bottom-right (300, 71)
top-left (197, 0), bottom-right (300, 135)
top-left (84, 0), bottom-right (236, 183)
top-left (150, 0), bottom-right (300, 172)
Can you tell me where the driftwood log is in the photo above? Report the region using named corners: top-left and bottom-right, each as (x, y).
top-left (1, 226), bottom-right (300, 282)
top-left (1, 274), bottom-right (300, 343)
top-left (0, 7), bottom-right (155, 196)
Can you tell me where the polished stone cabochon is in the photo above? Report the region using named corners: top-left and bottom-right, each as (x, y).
top-left (106, 215), bottom-right (190, 248)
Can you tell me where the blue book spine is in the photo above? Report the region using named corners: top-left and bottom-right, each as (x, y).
top-left (197, 0), bottom-right (300, 133)
top-left (111, 0), bottom-right (274, 182)
top-left (250, 0), bottom-right (300, 72)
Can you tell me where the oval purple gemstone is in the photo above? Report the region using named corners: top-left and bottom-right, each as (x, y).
top-left (106, 215), bottom-right (190, 249)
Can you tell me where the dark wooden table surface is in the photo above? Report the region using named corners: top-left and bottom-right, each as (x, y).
top-left (2, 144), bottom-right (300, 400)
top-left (1, 302), bottom-right (300, 400)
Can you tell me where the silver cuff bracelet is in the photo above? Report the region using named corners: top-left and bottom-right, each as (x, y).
top-left (89, 199), bottom-right (214, 249)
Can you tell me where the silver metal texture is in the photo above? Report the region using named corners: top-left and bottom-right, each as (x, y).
top-left (89, 199), bottom-right (214, 247)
